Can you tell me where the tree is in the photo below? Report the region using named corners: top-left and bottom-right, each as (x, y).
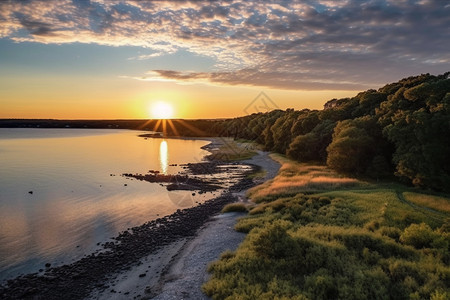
top-left (287, 120), bottom-right (336, 162)
top-left (326, 121), bottom-right (375, 174)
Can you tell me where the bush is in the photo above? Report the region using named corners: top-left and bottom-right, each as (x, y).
top-left (222, 203), bottom-right (248, 213)
top-left (252, 220), bottom-right (296, 259)
top-left (380, 226), bottom-right (402, 241)
top-left (400, 223), bottom-right (437, 249)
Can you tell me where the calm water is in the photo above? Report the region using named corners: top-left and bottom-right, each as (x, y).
top-left (0, 128), bottom-right (213, 281)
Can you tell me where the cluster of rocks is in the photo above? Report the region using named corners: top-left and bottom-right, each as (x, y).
top-left (122, 172), bottom-right (222, 192)
top-left (123, 161), bottom-right (249, 192)
top-left (181, 161), bottom-right (221, 175)
top-left (0, 164), bottom-right (257, 300)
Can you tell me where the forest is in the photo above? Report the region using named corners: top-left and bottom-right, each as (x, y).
top-left (207, 72), bottom-right (450, 192)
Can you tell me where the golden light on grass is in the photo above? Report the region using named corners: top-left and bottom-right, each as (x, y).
top-left (150, 101), bottom-right (174, 119)
top-left (403, 192), bottom-right (450, 213)
top-left (247, 154), bottom-right (361, 200)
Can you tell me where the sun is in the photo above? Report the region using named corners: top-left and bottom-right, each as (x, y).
top-left (150, 101), bottom-right (174, 119)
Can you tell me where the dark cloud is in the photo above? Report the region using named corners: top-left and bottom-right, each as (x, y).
top-left (152, 69), bottom-right (371, 90)
top-left (18, 18), bottom-right (55, 36)
top-left (1, 0), bottom-right (448, 90)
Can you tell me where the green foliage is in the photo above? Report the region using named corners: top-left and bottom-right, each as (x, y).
top-left (399, 223), bottom-right (442, 249)
top-left (287, 120), bottom-right (336, 162)
top-left (204, 160), bottom-right (450, 299)
top-left (270, 109), bottom-right (299, 154)
top-left (208, 72), bottom-right (449, 192)
top-left (326, 119), bottom-right (375, 174)
top-left (221, 203), bottom-right (248, 213)
top-left (287, 133), bottom-right (320, 161)
top-left (376, 73), bottom-right (450, 191)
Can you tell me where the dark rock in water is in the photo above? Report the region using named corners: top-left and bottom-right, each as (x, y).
top-left (139, 273), bottom-right (146, 278)
top-left (28, 191), bottom-right (33, 194)
top-left (45, 263), bottom-right (51, 268)
top-left (123, 170), bottom-right (223, 192)
top-left (138, 133), bottom-right (164, 138)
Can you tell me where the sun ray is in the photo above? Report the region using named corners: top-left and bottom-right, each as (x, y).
top-left (153, 119), bottom-right (163, 133)
top-left (173, 119), bottom-right (207, 136)
top-left (162, 119), bottom-right (167, 135)
top-left (166, 119), bottom-right (180, 136)
top-left (137, 119), bottom-right (153, 131)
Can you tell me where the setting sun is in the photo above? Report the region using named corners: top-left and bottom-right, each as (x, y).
top-left (150, 101), bottom-right (174, 119)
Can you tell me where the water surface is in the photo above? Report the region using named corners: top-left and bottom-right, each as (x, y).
top-left (0, 128), bottom-right (212, 281)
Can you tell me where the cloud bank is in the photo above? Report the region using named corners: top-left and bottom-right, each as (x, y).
top-left (1, 0), bottom-right (449, 90)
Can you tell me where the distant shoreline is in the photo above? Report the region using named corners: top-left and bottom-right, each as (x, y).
top-left (0, 119), bottom-right (220, 139)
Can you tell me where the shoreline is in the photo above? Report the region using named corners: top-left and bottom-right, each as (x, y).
top-left (149, 150), bottom-right (280, 299)
top-left (87, 150), bottom-right (280, 300)
top-left (0, 131), bottom-right (217, 283)
top-left (0, 174), bottom-right (255, 299)
top-left (0, 137), bottom-right (280, 299)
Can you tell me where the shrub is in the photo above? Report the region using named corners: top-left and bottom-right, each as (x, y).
top-left (222, 203), bottom-right (248, 213)
top-left (252, 220), bottom-right (296, 259)
top-left (380, 226), bottom-right (402, 241)
top-left (400, 223), bottom-right (437, 249)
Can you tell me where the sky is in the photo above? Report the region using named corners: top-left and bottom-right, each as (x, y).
top-left (0, 0), bottom-right (449, 119)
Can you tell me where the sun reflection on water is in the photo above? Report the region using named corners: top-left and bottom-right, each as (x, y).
top-left (159, 140), bottom-right (168, 174)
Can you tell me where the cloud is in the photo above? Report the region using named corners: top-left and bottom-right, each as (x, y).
top-left (18, 18), bottom-right (55, 36)
top-left (149, 69), bottom-right (371, 90)
top-left (1, 0), bottom-right (448, 90)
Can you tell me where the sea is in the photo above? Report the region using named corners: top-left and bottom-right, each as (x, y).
top-left (0, 128), bottom-right (214, 281)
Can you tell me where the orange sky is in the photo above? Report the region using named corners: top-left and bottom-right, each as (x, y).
top-left (1, 1), bottom-right (447, 119)
top-left (0, 73), bottom-right (357, 119)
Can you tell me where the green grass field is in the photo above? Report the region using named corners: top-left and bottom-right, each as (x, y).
top-left (204, 154), bottom-right (450, 300)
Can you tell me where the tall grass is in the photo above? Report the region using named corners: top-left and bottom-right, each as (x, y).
top-left (403, 192), bottom-right (450, 214)
top-left (247, 154), bottom-right (361, 202)
top-left (204, 155), bottom-right (450, 299)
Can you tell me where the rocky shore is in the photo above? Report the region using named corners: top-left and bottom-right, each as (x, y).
top-left (0, 161), bottom-right (256, 300)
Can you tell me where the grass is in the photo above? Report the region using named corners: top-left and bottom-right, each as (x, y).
top-left (403, 192), bottom-right (450, 214)
top-left (247, 154), bottom-right (362, 202)
top-left (207, 138), bottom-right (257, 161)
top-left (247, 168), bottom-right (267, 180)
top-left (204, 155), bottom-right (450, 300)
top-left (222, 203), bottom-right (249, 213)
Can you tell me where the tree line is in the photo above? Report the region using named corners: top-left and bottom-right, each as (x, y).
top-left (207, 72), bottom-right (450, 192)
top-left (2, 73), bottom-right (448, 191)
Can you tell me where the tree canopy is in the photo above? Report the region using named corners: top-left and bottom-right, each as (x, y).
top-left (210, 72), bottom-right (450, 192)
